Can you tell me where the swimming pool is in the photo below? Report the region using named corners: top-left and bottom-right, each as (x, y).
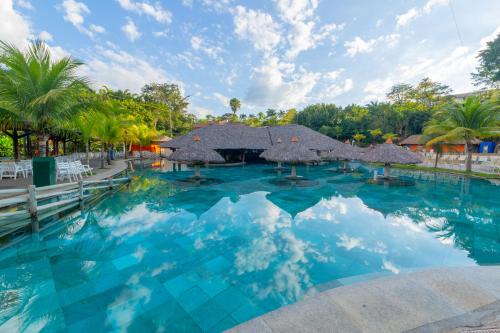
top-left (1, 162), bottom-right (499, 332)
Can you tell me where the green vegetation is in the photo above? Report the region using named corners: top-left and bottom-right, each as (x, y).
top-left (0, 40), bottom-right (191, 161)
top-left (472, 33), bottom-right (499, 88)
top-left (424, 96), bottom-right (499, 171)
top-left (295, 78), bottom-right (455, 143)
top-left (229, 98), bottom-right (241, 116)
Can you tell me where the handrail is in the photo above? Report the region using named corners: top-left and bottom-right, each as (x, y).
top-left (0, 176), bottom-right (131, 237)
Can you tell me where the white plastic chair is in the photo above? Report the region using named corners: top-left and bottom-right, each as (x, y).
top-left (0, 162), bottom-right (26, 179)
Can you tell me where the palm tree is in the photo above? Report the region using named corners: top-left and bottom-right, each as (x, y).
top-left (94, 114), bottom-right (121, 167)
top-left (229, 98), bottom-right (241, 116)
top-left (0, 40), bottom-right (88, 157)
top-left (424, 96), bottom-right (499, 172)
top-left (130, 124), bottom-right (156, 159)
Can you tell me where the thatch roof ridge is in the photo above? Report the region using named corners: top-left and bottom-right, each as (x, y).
top-left (325, 143), bottom-right (365, 161)
top-left (268, 124), bottom-right (345, 151)
top-left (361, 143), bottom-right (422, 164)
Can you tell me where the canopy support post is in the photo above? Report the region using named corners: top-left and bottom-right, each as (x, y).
top-left (291, 165), bottom-right (297, 178)
top-left (384, 164), bottom-right (391, 178)
top-left (194, 165), bottom-right (201, 178)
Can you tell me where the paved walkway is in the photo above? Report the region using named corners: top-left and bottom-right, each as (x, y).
top-left (227, 266), bottom-right (500, 333)
top-left (0, 159), bottom-right (131, 191)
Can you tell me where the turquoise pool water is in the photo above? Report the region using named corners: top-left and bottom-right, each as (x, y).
top-left (1, 162), bottom-right (499, 332)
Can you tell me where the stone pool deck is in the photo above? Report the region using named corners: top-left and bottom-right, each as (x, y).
top-left (227, 266), bottom-right (500, 333)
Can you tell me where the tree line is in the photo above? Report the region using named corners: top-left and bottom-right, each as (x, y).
top-left (0, 40), bottom-right (192, 164)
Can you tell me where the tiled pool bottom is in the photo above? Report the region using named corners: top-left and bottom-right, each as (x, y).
top-left (0, 235), bottom-right (395, 333)
top-left (1, 163), bottom-right (499, 332)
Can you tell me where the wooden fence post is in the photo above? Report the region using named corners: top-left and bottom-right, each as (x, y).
top-left (108, 177), bottom-right (113, 190)
top-left (27, 185), bottom-right (39, 233)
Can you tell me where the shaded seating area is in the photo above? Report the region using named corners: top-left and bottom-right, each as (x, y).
top-left (167, 135), bottom-right (225, 185)
top-left (324, 144), bottom-right (365, 172)
top-left (260, 136), bottom-right (321, 184)
top-left (361, 143), bottom-right (423, 185)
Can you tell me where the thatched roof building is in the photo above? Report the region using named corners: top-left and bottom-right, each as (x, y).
top-left (161, 123), bottom-right (343, 155)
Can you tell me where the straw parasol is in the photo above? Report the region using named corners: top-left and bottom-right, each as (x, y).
top-left (360, 143), bottom-right (422, 178)
top-left (167, 136), bottom-right (225, 178)
top-left (324, 144), bottom-right (365, 171)
top-left (260, 136), bottom-right (320, 179)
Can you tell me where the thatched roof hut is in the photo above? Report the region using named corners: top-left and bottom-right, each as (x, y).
top-left (361, 143), bottom-right (423, 165)
top-left (268, 124), bottom-right (345, 151)
top-left (260, 137), bottom-right (320, 179)
top-left (361, 143), bottom-right (422, 178)
top-left (259, 137), bottom-right (320, 164)
top-left (167, 136), bottom-right (224, 178)
top-left (324, 144), bottom-right (364, 161)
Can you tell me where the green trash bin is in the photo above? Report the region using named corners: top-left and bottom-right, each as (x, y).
top-left (32, 157), bottom-right (56, 187)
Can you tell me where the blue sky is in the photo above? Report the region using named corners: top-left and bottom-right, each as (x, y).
top-left (1, 0), bottom-right (499, 117)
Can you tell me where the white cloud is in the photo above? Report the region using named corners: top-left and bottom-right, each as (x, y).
top-left (320, 78), bottom-right (354, 99)
top-left (190, 35), bottom-right (224, 63)
top-left (153, 30), bottom-right (168, 38)
top-left (116, 0), bottom-right (172, 24)
top-left (344, 36), bottom-right (376, 57)
top-left (423, 0), bottom-right (449, 14)
top-left (39, 30), bottom-right (53, 42)
top-left (15, 0), bottom-right (33, 10)
top-left (380, 33), bottom-right (401, 48)
top-left (89, 24), bottom-right (105, 34)
top-left (396, 7), bottom-right (419, 28)
top-left (233, 5), bottom-right (281, 54)
top-left (275, 0), bottom-right (318, 25)
top-left (189, 106), bottom-right (212, 118)
top-left (375, 19), bottom-right (383, 28)
top-left (363, 77), bottom-right (394, 102)
top-left (0, 0), bottom-right (32, 48)
top-left (276, 0), bottom-right (343, 59)
top-left (80, 46), bottom-right (177, 92)
top-left (245, 56), bottom-right (320, 108)
top-left (213, 92), bottom-right (229, 105)
top-left (202, 0), bottom-right (232, 12)
top-left (61, 0), bottom-right (91, 35)
top-left (121, 18), bottom-right (141, 41)
top-left (181, 0), bottom-right (193, 7)
top-left (344, 33), bottom-right (400, 57)
top-left (479, 25), bottom-right (500, 48)
top-left (396, 0), bottom-right (449, 29)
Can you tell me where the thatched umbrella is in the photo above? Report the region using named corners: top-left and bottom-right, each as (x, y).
top-left (260, 136), bottom-right (320, 179)
top-left (361, 143), bottom-right (422, 178)
top-left (324, 144), bottom-right (365, 171)
top-left (167, 136), bottom-right (225, 178)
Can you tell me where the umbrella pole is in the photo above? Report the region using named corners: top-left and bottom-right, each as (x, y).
top-left (384, 164), bottom-right (390, 178)
top-left (277, 162), bottom-right (282, 169)
top-left (291, 165), bottom-right (297, 178)
top-left (194, 165), bottom-right (201, 178)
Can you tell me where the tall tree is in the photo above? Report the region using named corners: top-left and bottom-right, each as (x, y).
top-left (472, 33), bottom-right (500, 88)
top-left (142, 83), bottom-right (189, 136)
top-left (0, 40), bottom-right (88, 157)
top-left (424, 96), bottom-right (499, 172)
top-left (229, 98), bottom-right (241, 116)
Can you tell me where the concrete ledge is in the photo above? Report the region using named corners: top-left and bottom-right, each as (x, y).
top-left (227, 266), bottom-right (500, 333)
